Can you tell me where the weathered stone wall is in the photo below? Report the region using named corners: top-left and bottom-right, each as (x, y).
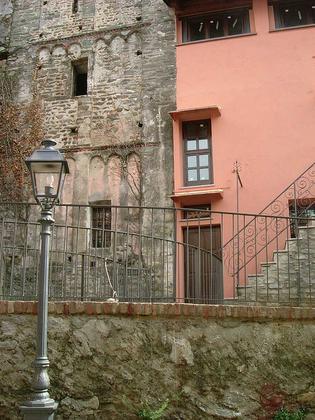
top-left (0, 0), bottom-right (12, 54)
top-left (0, 302), bottom-right (315, 419)
top-left (1, 0), bottom-right (176, 291)
top-left (1, 0), bottom-right (176, 208)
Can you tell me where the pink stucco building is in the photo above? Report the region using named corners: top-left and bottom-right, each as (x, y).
top-left (164, 0), bottom-right (315, 300)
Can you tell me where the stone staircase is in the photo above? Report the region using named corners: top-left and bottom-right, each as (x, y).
top-left (237, 220), bottom-right (315, 305)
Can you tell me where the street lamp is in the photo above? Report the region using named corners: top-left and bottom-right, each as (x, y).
top-left (20, 139), bottom-right (69, 420)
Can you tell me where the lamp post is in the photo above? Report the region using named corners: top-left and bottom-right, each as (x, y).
top-left (20, 140), bottom-right (69, 420)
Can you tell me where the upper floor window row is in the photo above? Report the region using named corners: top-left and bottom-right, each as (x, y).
top-left (183, 8), bottom-right (251, 42)
top-left (180, 1), bottom-right (315, 44)
top-left (271, 0), bottom-right (315, 29)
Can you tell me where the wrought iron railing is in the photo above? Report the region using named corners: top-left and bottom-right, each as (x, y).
top-left (0, 203), bottom-right (314, 306)
top-left (223, 162), bottom-right (315, 288)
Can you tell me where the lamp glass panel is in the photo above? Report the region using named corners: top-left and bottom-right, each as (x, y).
top-left (31, 162), bottom-right (62, 197)
top-left (58, 170), bottom-right (66, 201)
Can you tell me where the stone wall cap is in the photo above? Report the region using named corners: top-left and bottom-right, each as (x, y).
top-left (0, 301), bottom-right (314, 321)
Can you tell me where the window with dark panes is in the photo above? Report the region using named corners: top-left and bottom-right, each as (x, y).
top-left (72, 0), bottom-right (78, 14)
top-left (183, 205), bottom-right (212, 220)
top-left (183, 121), bottom-right (213, 186)
top-left (183, 8), bottom-right (251, 42)
top-left (91, 202), bottom-right (111, 248)
top-left (72, 58), bottom-right (88, 96)
top-left (271, 0), bottom-right (315, 28)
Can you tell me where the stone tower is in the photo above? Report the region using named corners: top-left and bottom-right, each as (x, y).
top-left (0, 0), bottom-right (176, 208)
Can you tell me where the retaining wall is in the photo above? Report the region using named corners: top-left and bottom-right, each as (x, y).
top-left (0, 302), bottom-right (314, 419)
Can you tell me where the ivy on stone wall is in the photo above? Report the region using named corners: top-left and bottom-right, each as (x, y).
top-left (0, 67), bottom-right (43, 202)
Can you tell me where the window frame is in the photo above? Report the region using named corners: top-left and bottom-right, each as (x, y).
top-left (183, 205), bottom-right (212, 220)
top-left (91, 202), bottom-right (112, 248)
top-left (270, 0), bottom-right (315, 29)
top-left (182, 7), bottom-right (251, 43)
top-left (183, 120), bottom-right (213, 187)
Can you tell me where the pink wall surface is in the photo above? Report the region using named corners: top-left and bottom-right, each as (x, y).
top-left (175, 0), bottom-right (315, 215)
top-left (173, 0), bottom-right (315, 298)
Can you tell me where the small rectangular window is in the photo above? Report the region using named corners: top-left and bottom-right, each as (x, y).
top-left (183, 205), bottom-right (212, 220)
top-left (72, 58), bottom-right (88, 97)
top-left (72, 0), bottom-right (78, 14)
top-left (183, 121), bottom-right (213, 186)
top-left (271, 0), bottom-right (315, 29)
top-left (183, 8), bottom-right (251, 42)
top-left (91, 202), bottom-right (111, 248)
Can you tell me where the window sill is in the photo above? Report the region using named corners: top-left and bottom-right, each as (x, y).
top-left (180, 184), bottom-right (216, 189)
top-left (177, 32), bottom-right (257, 47)
top-left (171, 188), bottom-right (224, 198)
top-left (178, 183), bottom-right (216, 189)
top-left (270, 23), bottom-right (315, 33)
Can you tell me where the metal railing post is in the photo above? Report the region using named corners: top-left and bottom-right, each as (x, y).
top-left (81, 254), bottom-right (85, 301)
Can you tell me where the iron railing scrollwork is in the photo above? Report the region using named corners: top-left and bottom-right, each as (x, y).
top-left (0, 202), bottom-right (314, 306)
top-left (223, 162), bottom-right (315, 289)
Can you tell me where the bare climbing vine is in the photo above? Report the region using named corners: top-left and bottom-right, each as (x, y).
top-left (0, 67), bottom-right (43, 202)
top-left (121, 149), bottom-right (143, 205)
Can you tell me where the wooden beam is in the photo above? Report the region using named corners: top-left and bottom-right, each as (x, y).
top-left (163, 0), bottom-right (251, 14)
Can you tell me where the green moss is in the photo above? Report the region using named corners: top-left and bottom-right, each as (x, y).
top-left (138, 399), bottom-right (169, 419)
top-left (273, 407), bottom-right (307, 420)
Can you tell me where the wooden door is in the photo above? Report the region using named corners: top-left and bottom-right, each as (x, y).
top-left (183, 226), bottom-right (223, 303)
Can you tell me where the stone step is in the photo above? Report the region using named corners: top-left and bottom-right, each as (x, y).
top-left (299, 222), bottom-right (315, 230)
top-left (261, 261), bottom-right (277, 267)
top-left (285, 238), bottom-right (302, 251)
top-left (236, 219), bottom-right (315, 303)
top-left (246, 270), bottom-right (314, 288)
top-left (298, 227), bottom-right (315, 240)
